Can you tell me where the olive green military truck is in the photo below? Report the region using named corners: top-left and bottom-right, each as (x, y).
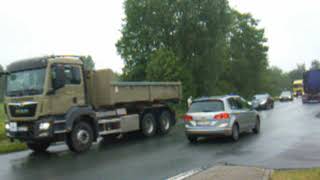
top-left (2, 55), bottom-right (181, 153)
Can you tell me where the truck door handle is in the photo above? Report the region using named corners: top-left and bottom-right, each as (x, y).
top-left (73, 97), bottom-right (78, 104)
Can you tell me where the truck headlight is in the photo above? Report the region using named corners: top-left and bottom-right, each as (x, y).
top-left (5, 123), bottom-right (9, 130)
top-left (39, 122), bottom-right (50, 130)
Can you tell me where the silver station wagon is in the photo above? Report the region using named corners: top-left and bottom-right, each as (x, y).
top-left (184, 95), bottom-right (260, 142)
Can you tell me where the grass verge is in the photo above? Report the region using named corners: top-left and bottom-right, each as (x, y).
top-left (0, 104), bottom-right (27, 154)
top-left (272, 168), bottom-right (320, 180)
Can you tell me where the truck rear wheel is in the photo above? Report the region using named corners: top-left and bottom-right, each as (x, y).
top-left (27, 142), bottom-right (50, 153)
top-left (158, 110), bottom-right (172, 135)
top-left (66, 121), bottom-right (94, 153)
top-left (141, 113), bottom-right (157, 137)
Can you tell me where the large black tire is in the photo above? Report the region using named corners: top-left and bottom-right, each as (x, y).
top-left (27, 142), bottom-right (50, 153)
top-left (253, 118), bottom-right (260, 134)
top-left (158, 110), bottom-right (172, 135)
top-left (141, 113), bottom-right (157, 137)
top-left (187, 135), bottom-right (198, 143)
top-left (231, 124), bottom-right (239, 141)
top-left (66, 121), bottom-right (94, 153)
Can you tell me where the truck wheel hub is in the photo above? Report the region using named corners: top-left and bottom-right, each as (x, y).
top-left (161, 117), bottom-right (170, 130)
top-left (145, 119), bottom-right (154, 134)
top-left (77, 130), bottom-right (89, 144)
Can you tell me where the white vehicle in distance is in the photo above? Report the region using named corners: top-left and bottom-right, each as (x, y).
top-left (183, 95), bottom-right (260, 143)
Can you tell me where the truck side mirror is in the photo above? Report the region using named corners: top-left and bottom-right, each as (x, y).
top-left (52, 65), bottom-right (66, 90)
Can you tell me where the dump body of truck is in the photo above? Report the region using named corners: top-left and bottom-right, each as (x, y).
top-left (87, 69), bottom-right (181, 108)
top-left (302, 70), bottom-right (320, 103)
top-left (3, 55), bottom-right (181, 153)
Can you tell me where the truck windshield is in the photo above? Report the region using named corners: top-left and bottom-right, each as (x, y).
top-left (188, 100), bottom-right (224, 113)
top-left (293, 84), bottom-right (302, 88)
top-left (6, 68), bottom-right (46, 97)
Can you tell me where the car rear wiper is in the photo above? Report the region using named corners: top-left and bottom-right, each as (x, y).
top-left (202, 109), bottom-right (213, 112)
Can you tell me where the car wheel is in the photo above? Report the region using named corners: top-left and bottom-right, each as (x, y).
top-left (66, 121), bottom-right (94, 153)
top-left (253, 118), bottom-right (260, 134)
top-left (158, 110), bottom-right (172, 135)
top-left (187, 135), bottom-right (198, 143)
top-left (231, 124), bottom-right (239, 141)
top-left (141, 113), bottom-right (157, 137)
top-left (27, 142), bottom-right (50, 153)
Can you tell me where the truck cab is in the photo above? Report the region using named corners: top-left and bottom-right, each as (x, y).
top-left (292, 79), bottom-right (304, 97)
top-left (4, 56), bottom-right (93, 152)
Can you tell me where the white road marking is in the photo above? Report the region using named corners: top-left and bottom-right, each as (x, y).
top-left (167, 168), bottom-right (202, 180)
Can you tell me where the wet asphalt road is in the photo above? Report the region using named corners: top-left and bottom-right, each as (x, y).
top-left (1, 99), bottom-right (320, 180)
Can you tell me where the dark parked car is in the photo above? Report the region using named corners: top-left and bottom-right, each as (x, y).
top-left (279, 91), bottom-right (293, 102)
top-left (252, 94), bottom-right (274, 110)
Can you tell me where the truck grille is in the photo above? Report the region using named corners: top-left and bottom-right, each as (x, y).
top-left (9, 104), bottom-right (37, 118)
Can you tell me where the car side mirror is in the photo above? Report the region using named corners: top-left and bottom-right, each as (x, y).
top-left (52, 65), bottom-right (65, 90)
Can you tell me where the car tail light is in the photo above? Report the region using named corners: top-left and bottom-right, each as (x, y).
top-left (183, 115), bottom-right (193, 121)
top-left (214, 112), bottom-right (230, 120)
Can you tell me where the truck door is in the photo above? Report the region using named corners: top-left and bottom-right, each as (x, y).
top-left (49, 64), bottom-right (85, 115)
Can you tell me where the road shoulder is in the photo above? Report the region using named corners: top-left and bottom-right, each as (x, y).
top-left (180, 165), bottom-right (273, 180)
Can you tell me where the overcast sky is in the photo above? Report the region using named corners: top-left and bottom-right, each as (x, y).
top-left (0, 0), bottom-right (320, 72)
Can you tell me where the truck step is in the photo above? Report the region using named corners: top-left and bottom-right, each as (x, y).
top-left (96, 111), bottom-right (117, 119)
top-left (99, 129), bottom-right (122, 135)
top-left (98, 118), bottom-right (121, 124)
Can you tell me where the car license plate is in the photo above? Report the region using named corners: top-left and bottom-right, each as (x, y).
top-left (197, 121), bottom-right (211, 126)
top-left (18, 126), bottom-right (28, 132)
top-left (9, 122), bottom-right (17, 132)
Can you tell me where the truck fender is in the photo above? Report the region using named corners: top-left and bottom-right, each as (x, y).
top-left (65, 106), bottom-right (99, 140)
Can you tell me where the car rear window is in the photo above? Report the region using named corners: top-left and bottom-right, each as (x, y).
top-left (188, 100), bottom-right (224, 113)
top-left (281, 91), bottom-right (291, 96)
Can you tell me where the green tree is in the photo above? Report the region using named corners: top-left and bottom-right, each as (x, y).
top-left (146, 48), bottom-right (195, 96)
top-left (117, 0), bottom-right (233, 98)
top-left (0, 65), bottom-right (4, 102)
top-left (288, 63), bottom-right (305, 82)
top-left (311, 59), bottom-right (320, 70)
top-left (117, 0), bottom-right (271, 99)
top-left (227, 12), bottom-right (268, 97)
top-left (262, 66), bottom-right (291, 96)
top-left (81, 55), bottom-right (95, 71)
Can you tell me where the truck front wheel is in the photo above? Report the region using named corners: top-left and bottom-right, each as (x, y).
top-left (66, 121), bottom-right (94, 153)
top-left (27, 142), bottom-right (50, 153)
top-left (141, 113), bottom-right (157, 137)
top-left (158, 110), bottom-right (172, 135)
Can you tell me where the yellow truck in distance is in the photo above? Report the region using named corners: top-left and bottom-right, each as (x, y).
top-left (2, 55), bottom-right (181, 153)
top-left (293, 79), bottom-right (304, 97)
